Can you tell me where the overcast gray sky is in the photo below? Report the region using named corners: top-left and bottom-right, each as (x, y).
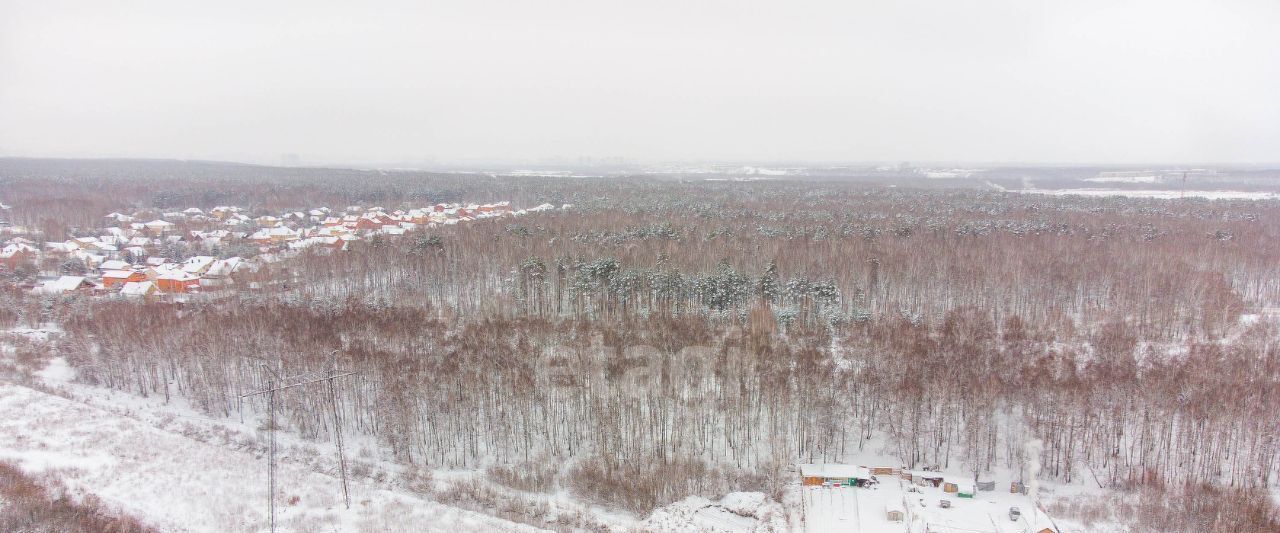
top-left (1, 0), bottom-right (1278, 166)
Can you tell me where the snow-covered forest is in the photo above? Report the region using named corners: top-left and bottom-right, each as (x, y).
top-left (2, 160), bottom-right (1279, 531)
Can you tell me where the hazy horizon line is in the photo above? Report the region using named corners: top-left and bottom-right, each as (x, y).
top-left (3, 154), bottom-right (1279, 173)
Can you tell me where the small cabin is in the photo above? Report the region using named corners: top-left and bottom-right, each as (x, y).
top-left (910, 471), bottom-right (944, 487)
top-left (943, 478), bottom-right (975, 495)
top-left (886, 507), bottom-right (904, 522)
top-left (798, 464), bottom-right (872, 487)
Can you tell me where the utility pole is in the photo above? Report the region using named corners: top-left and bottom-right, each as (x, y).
top-left (268, 376), bottom-right (278, 530)
top-left (324, 352), bottom-right (352, 509)
top-left (241, 357), bottom-right (359, 532)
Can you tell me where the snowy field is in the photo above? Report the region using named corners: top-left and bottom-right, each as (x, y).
top-left (801, 486), bottom-right (865, 531)
top-left (644, 492), bottom-right (787, 532)
top-left (801, 478), bottom-right (1062, 533)
top-left (1013, 188), bottom-right (1278, 200)
top-left (0, 344), bottom-right (778, 532)
top-left (1081, 176), bottom-right (1159, 184)
top-left (0, 383), bottom-right (547, 532)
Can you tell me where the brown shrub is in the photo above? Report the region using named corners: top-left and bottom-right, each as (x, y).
top-left (1051, 482), bottom-right (1280, 533)
top-left (0, 461), bottom-right (155, 533)
top-left (566, 456), bottom-right (784, 515)
top-left (1134, 482), bottom-right (1279, 533)
top-left (487, 460), bottom-right (560, 493)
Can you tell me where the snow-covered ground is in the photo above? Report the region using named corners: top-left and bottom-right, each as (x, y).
top-left (0, 339), bottom-right (663, 532)
top-left (645, 492), bottom-right (787, 532)
top-left (0, 383), bottom-right (547, 532)
top-left (1082, 176), bottom-right (1159, 184)
top-left (800, 478), bottom-right (1065, 533)
top-left (3, 324), bottom-right (62, 342)
top-left (1013, 188), bottom-right (1278, 200)
top-left (801, 485), bottom-right (864, 531)
top-left (642, 164), bottom-right (802, 177)
top-left (0, 329), bottom-right (557, 533)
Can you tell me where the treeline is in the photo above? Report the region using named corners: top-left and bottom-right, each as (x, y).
top-left (0, 157), bottom-right (590, 240)
top-left (56, 298), bottom-right (1280, 507)
top-left (281, 189), bottom-right (1273, 340)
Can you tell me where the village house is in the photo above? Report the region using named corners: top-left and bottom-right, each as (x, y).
top-left (144, 219), bottom-right (176, 235)
top-left (73, 250), bottom-right (107, 269)
top-left (44, 242), bottom-right (76, 256)
top-left (102, 269), bottom-right (147, 289)
top-left (249, 226), bottom-right (301, 245)
top-left (406, 209), bottom-right (431, 224)
top-left (145, 262), bottom-right (181, 280)
top-left (156, 270), bottom-right (200, 293)
top-left (70, 236), bottom-right (100, 250)
top-left (200, 257), bottom-right (244, 289)
top-left (124, 245), bottom-right (148, 259)
top-left (181, 256), bottom-right (217, 275)
top-left (104, 212), bottom-right (132, 224)
top-left (352, 215), bottom-right (384, 231)
top-left (1, 242), bottom-right (37, 268)
top-left (288, 236), bottom-right (347, 252)
top-left (98, 259), bottom-right (131, 272)
top-left (34, 276), bottom-right (95, 295)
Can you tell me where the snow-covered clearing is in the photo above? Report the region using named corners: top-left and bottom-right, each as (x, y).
top-left (1082, 176), bottom-right (1159, 184)
top-left (1013, 188), bottom-right (1278, 200)
top-left (800, 479), bottom-right (1068, 533)
top-left (644, 492), bottom-right (787, 532)
top-left (801, 486), bottom-right (863, 531)
top-left (0, 382), bottom-right (547, 532)
top-left (4, 324), bottom-right (62, 342)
